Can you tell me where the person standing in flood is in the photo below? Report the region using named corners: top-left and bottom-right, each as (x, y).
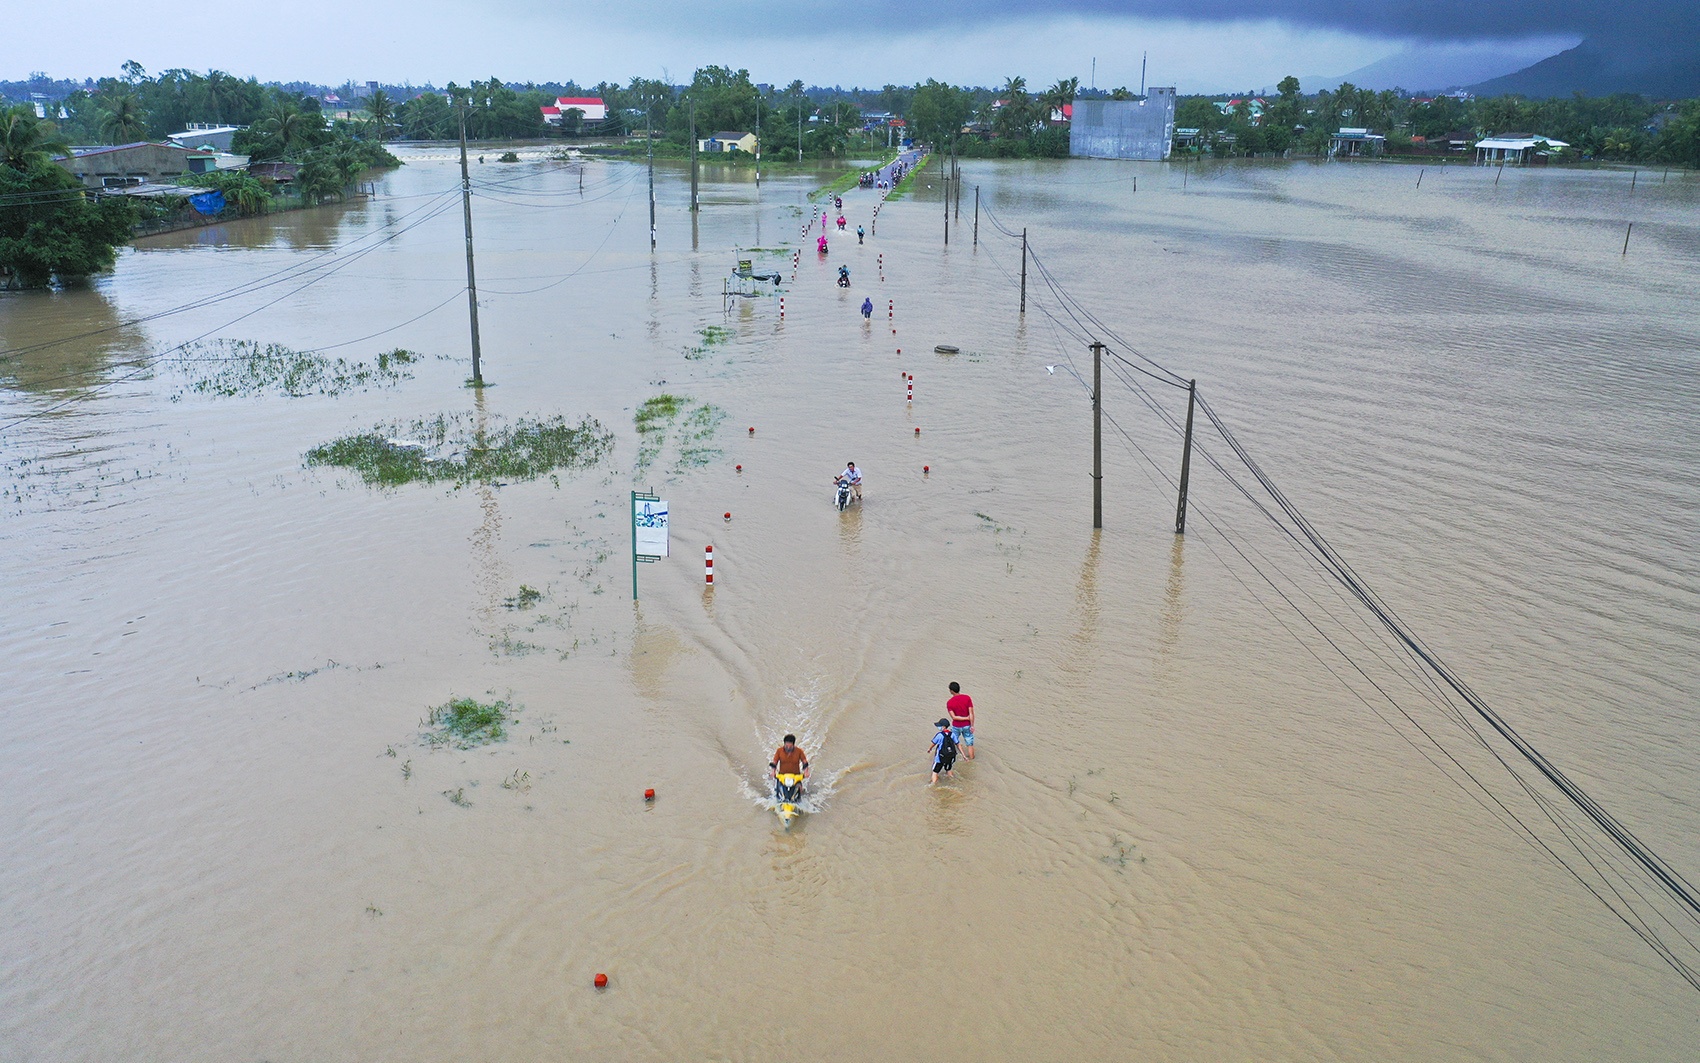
top-left (929, 718), bottom-right (959, 784)
top-left (947, 681), bottom-right (975, 760)
top-left (861, 297), bottom-right (873, 319)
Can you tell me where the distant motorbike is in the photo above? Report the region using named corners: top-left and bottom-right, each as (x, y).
top-left (834, 478), bottom-right (853, 510)
top-left (836, 265), bottom-right (851, 288)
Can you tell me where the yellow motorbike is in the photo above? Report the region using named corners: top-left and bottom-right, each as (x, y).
top-left (774, 773), bottom-right (806, 827)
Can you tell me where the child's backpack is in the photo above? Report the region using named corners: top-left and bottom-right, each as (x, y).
top-left (938, 729), bottom-right (959, 759)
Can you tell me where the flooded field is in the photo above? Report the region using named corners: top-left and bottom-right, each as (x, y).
top-left (3, 150), bottom-right (1698, 1061)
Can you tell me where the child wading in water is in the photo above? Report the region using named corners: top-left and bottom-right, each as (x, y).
top-left (929, 718), bottom-right (959, 784)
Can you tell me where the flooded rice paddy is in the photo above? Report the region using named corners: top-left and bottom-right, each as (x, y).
top-left (3, 149), bottom-right (1698, 1060)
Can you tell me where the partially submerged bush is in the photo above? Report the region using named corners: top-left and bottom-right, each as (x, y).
top-left (306, 412), bottom-right (613, 487)
top-left (424, 696), bottom-right (510, 748)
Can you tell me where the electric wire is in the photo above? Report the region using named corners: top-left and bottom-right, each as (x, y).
top-left (987, 195), bottom-right (1700, 988)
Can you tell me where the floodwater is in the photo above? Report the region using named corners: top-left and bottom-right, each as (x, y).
top-left (3, 150), bottom-right (1698, 1060)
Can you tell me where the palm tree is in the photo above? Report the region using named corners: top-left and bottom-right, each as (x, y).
top-left (1, 104), bottom-right (71, 170)
top-left (363, 89), bottom-right (394, 141)
top-left (254, 102), bottom-right (319, 159)
top-left (994, 76), bottom-right (1033, 139)
top-left (99, 93), bottom-right (148, 144)
top-left (1040, 77), bottom-right (1079, 123)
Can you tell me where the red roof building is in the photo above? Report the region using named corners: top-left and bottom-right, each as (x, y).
top-left (542, 96), bottom-right (607, 125)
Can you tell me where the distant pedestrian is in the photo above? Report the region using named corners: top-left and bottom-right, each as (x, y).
top-left (856, 225), bottom-right (865, 244)
top-left (861, 297), bottom-right (873, 319)
top-left (929, 718), bottom-right (959, 784)
top-left (946, 681), bottom-right (975, 760)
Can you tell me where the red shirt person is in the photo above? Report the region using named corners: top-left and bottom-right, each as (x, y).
top-left (946, 682), bottom-right (975, 760)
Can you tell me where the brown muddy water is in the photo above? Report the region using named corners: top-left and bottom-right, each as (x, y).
top-left (3, 151), bottom-right (1698, 1061)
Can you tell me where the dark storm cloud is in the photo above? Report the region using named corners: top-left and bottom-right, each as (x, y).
top-left (622, 0), bottom-right (1690, 40)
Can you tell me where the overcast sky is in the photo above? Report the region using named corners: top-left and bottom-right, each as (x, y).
top-left (10, 0), bottom-right (1656, 91)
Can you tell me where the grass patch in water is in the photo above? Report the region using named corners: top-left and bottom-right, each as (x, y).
top-left (424, 696), bottom-right (511, 748)
top-left (698, 325), bottom-right (733, 346)
top-left (306, 412), bottom-right (613, 487)
top-left (635, 394), bottom-right (687, 433)
top-left (503, 585), bottom-right (543, 609)
top-left (634, 393), bottom-right (725, 474)
top-left (176, 340), bottom-right (420, 398)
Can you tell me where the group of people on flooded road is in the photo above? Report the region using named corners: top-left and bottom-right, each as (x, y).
top-left (767, 680), bottom-right (979, 805)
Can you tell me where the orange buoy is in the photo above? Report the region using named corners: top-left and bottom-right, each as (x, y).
top-left (594, 973), bottom-right (609, 989)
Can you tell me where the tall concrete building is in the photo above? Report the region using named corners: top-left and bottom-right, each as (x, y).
top-left (1069, 89), bottom-right (1178, 161)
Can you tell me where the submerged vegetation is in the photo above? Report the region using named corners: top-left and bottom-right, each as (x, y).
top-left (634, 392), bottom-right (725, 474)
top-left (424, 696), bottom-right (511, 749)
top-left (175, 340), bottom-right (419, 397)
top-left (306, 412), bottom-right (613, 487)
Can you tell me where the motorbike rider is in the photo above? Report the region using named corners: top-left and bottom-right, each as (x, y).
top-left (833, 461), bottom-right (862, 503)
top-left (770, 734), bottom-right (810, 799)
top-left (818, 234), bottom-right (829, 254)
top-left (837, 264), bottom-right (851, 287)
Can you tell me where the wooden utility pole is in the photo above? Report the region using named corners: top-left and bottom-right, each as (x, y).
top-left (689, 98), bottom-right (699, 212)
top-left (1091, 342), bottom-right (1104, 529)
top-left (1019, 228), bottom-right (1027, 314)
top-left (1175, 380), bottom-right (1197, 534)
top-left (457, 106), bottom-right (484, 387)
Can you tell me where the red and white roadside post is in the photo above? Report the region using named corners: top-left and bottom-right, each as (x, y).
top-left (704, 545), bottom-right (714, 586)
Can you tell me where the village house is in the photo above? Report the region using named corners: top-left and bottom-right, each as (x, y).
top-left (54, 142), bottom-right (209, 188)
top-left (1329, 127), bottom-right (1386, 157)
top-left (540, 96), bottom-right (608, 128)
top-left (1474, 134), bottom-right (1570, 164)
top-left (166, 124), bottom-right (243, 152)
top-left (697, 131), bottom-right (757, 154)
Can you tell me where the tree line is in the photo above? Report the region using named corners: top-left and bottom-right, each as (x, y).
top-left (1174, 77), bottom-right (1700, 165)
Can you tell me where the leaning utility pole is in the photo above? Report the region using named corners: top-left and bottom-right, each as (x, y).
top-left (457, 106), bottom-right (484, 387)
top-left (689, 98), bottom-right (699, 212)
top-left (1019, 228), bottom-right (1027, 314)
top-left (1175, 379), bottom-right (1197, 534)
top-left (1091, 342), bottom-right (1104, 529)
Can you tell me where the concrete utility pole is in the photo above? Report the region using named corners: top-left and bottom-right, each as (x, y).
top-left (1019, 228), bottom-right (1027, 314)
top-left (689, 98), bottom-right (699, 212)
top-left (1091, 342), bottom-right (1104, 529)
top-left (973, 185), bottom-right (979, 246)
top-left (1175, 380), bottom-right (1197, 534)
top-left (457, 106), bottom-right (483, 387)
top-left (944, 154), bottom-right (950, 246)
top-left (647, 101), bottom-right (656, 249)
top-left (755, 105), bottom-right (761, 186)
